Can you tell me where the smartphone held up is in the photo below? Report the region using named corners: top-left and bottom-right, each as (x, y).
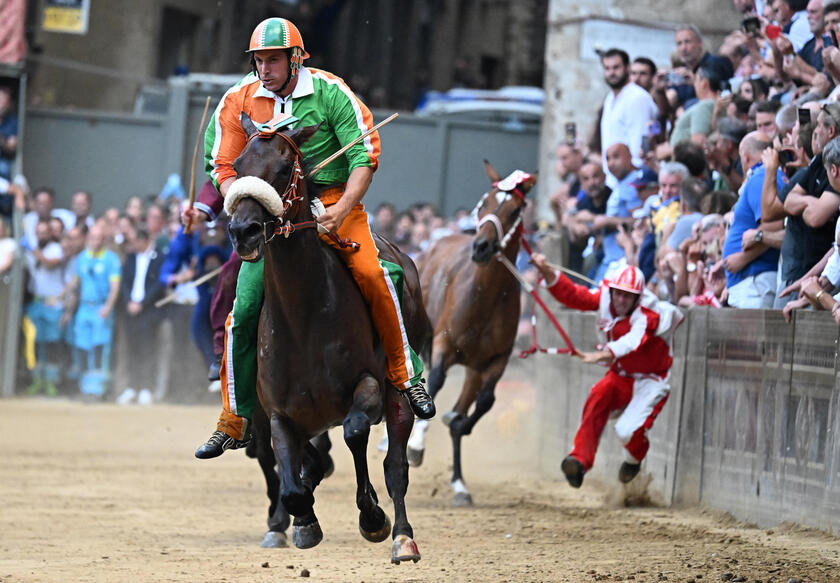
top-left (564, 122), bottom-right (576, 146)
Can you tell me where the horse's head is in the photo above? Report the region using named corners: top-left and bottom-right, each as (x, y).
top-left (225, 112), bottom-right (319, 262)
top-left (470, 161), bottom-right (537, 264)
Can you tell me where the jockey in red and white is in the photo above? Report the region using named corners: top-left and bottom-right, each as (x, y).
top-left (530, 257), bottom-right (684, 487)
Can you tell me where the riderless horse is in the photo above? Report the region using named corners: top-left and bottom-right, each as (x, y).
top-left (223, 113), bottom-right (429, 563)
top-left (407, 163), bottom-right (536, 506)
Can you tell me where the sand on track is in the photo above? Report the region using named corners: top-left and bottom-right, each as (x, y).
top-left (2, 362), bottom-right (839, 583)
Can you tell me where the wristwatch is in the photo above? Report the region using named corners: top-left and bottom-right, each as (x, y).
top-left (754, 230), bottom-right (764, 243)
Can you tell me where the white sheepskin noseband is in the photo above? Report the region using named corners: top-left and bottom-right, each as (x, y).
top-left (224, 176), bottom-right (285, 216)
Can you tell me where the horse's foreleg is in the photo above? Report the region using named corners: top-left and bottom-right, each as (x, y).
top-left (344, 376), bottom-right (390, 544)
top-left (253, 407), bottom-right (289, 548)
top-left (270, 414), bottom-right (322, 549)
top-left (384, 385), bottom-right (422, 564)
top-left (407, 356), bottom-right (448, 467)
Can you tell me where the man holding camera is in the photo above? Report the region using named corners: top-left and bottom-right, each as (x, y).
top-left (773, 103), bottom-right (840, 308)
top-left (770, 0), bottom-right (828, 87)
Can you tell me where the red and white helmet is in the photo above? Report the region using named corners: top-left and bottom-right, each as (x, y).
top-left (607, 265), bottom-right (645, 295)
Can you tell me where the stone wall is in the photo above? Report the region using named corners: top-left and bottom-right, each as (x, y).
top-left (535, 0), bottom-right (742, 222)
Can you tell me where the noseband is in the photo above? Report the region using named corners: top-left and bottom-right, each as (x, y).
top-left (473, 185), bottom-right (526, 252)
top-left (246, 131), bottom-right (360, 250)
top-left (245, 130), bottom-right (308, 243)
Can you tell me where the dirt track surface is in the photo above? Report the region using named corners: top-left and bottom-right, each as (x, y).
top-left (3, 363), bottom-right (840, 583)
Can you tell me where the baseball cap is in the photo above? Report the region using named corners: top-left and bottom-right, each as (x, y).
top-left (629, 166), bottom-right (658, 189)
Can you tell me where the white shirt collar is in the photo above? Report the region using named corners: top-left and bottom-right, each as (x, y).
top-left (252, 67), bottom-right (314, 101)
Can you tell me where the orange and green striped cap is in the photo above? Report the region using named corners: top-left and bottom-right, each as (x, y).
top-left (248, 18), bottom-right (310, 74)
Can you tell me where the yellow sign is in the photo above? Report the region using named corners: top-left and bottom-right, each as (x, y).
top-left (43, 0), bottom-right (89, 35)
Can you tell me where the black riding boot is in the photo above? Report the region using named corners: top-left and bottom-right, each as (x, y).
top-left (404, 379), bottom-right (436, 420)
top-left (195, 430), bottom-right (250, 459)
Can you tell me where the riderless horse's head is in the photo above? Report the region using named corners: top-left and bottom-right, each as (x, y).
top-left (470, 161), bottom-right (537, 264)
top-left (225, 112), bottom-right (320, 262)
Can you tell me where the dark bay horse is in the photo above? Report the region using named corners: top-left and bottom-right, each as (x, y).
top-left (407, 163), bottom-right (536, 506)
top-left (225, 113), bottom-right (428, 564)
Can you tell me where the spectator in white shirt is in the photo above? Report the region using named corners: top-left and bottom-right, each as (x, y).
top-left (599, 48), bottom-right (659, 173)
top-left (22, 187), bottom-right (74, 250)
top-left (24, 219), bottom-right (66, 396)
top-left (775, 0), bottom-right (813, 52)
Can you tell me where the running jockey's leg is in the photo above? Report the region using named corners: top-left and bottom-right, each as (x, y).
top-left (216, 257), bottom-right (264, 441)
top-left (613, 375), bottom-right (670, 464)
top-left (321, 202), bottom-right (423, 388)
top-left (569, 370), bottom-right (634, 471)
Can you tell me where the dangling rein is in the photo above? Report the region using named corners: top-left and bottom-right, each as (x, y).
top-left (494, 234), bottom-right (578, 358)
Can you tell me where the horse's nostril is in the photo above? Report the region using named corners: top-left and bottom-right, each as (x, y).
top-left (244, 223), bottom-right (262, 240)
top-left (231, 222), bottom-right (262, 241)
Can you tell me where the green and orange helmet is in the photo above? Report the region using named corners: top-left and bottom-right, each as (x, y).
top-left (247, 17), bottom-right (310, 76)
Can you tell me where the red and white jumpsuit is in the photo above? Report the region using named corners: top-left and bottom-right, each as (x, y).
top-left (546, 274), bottom-right (684, 471)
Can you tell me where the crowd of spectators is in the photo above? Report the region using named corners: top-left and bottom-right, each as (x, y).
top-left (0, 179), bottom-right (481, 401)
top-left (551, 0), bottom-right (840, 323)
top-left (0, 181), bottom-right (235, 400)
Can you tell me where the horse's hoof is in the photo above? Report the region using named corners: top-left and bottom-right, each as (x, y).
top-left (360, 512), bottom-right (391, 543)
top-left (441, 410), bottom-right (459, 427)
top-left (406, 446), bottom-right (424, 467)
top-left (453, 491), bottom-right (473, 507)
top-left (260, 530), bottom-right (288, 548)
top-left (390, 534), bottom-right (421, 564)
top-left (292, 521), bottom-right (323, 549)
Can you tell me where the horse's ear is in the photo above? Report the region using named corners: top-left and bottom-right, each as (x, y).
top-left (524, 172), bottom-right (538, 189)
top-left (290, 123), bottom-right (322, 147)
top-left (240, 112), bottom-right (258, 140)
top-left (484, 159), bottom-right (502, 183)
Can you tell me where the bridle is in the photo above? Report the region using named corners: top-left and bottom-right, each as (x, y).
top-left (245, 129), bottom-right (359, 249)
top-left (244, 130), bottom-right (308, 243)
top-left (473, 184), bottom-right (527, 253)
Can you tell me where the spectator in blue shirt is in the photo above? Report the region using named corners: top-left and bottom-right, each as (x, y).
top-left (65, 222), bottom-right (121, 396)
top-left (723, 131), bottom-right (786, 307)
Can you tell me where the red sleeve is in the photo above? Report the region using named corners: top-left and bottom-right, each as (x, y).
top-left (194, 180), bottom-right (224, 221)
top-left (546, 273), bottom-right (601, 311)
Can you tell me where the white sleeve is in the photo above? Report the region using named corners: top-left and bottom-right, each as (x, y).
top-left (788, 17), bottom-right (813, 53)
top-left (606, 310), bottom-right (649, 359)
top-left (626, 88), bottom-right (657, 167)
top-left (822, 246), bottom-right (840, 287)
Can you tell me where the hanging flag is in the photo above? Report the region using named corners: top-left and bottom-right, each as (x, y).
top-left (0, 0), bottom-right (26, 64)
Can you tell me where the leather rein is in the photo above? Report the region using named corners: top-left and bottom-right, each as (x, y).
top-left (472, 183), bottom-right (577, 357)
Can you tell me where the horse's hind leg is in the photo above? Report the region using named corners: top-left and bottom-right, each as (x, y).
top-left (407, 352), bottom-right (450, 467)
top-left (270, 415), bottom-right (322, 549)
top-left (447, 355), bottom-right (508, 506)
top-left (310, 432), bottom-right (334, 479)
top-left (344, 375), bottom-right (391, 544)
top-left (253, 406), bottom-right (289, 548)
top-left (384, 384), bottom-right (422, 564)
